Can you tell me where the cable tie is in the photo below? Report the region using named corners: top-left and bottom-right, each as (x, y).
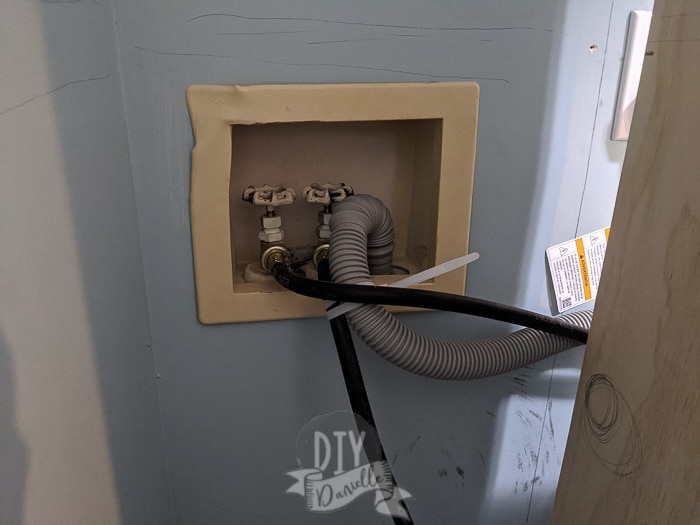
top-left (325, 252), bottom-right (480, 320)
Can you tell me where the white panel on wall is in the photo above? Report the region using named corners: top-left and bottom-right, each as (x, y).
top-left (612, 10), bottom-right (653, 141)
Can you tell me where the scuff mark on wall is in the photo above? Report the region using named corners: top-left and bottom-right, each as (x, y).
top-left (0, 73), bottom-right (112, 118)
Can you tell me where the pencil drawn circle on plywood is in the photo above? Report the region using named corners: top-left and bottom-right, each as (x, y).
top-left (581, 373), bottom-right (642, 476)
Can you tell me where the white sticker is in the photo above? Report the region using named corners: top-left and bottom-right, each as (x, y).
top-left (546, 227), bottom-right (610, 312)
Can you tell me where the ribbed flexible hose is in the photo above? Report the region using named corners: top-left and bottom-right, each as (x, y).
top-left (328, 195), bottom-right (593, 380)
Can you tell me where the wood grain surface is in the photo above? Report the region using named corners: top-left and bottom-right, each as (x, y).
top-left (550, 1), bottom-right (700, 523)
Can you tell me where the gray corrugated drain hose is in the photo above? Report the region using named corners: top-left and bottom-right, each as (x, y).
top-left (328, 194), bottom-right (593, 380)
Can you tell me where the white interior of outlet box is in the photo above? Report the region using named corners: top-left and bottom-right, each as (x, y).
top-left (230, 119), bottom-right (442, 287)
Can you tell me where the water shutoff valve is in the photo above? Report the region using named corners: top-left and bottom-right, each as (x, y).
top-left (302, 182), bottom-right (354, 265)
top-left (242, 184), bottom-right (295, 271)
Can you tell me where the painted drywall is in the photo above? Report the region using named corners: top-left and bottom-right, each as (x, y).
top-left (109, 0), bottom-right (649, 523)
top-left (0, 2), bottom-right (170, 524)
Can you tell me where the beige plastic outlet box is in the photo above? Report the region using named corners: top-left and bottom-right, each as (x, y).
top-left (186, 82), bottom-right (479, 324)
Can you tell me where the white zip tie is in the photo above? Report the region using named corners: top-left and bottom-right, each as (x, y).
top-left (325, 252), bottom-right (480, 320)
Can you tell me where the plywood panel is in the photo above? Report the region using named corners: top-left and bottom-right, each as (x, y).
top-left (550, 1), bottom-right (700, 523)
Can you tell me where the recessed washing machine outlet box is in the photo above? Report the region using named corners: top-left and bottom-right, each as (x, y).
top-left (187, 82), bottom-right (479, 324)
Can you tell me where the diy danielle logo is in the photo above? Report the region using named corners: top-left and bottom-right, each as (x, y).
top-left (286, 411), bottom-right (411, 519)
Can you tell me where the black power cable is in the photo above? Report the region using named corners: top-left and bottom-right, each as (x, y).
top-left (271, 262), bottom-right (588, 344)
top-left (317, 260), bottom-right (413, 524)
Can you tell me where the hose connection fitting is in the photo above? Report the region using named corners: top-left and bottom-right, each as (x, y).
top-left (312, 243), bottom-right (330, 267)
top-left (261, 245), bottom-right (291, 273)
top-left (242, 184), bottom-right (295, 273)
top-left (302, 182), bottom-right (353, 267)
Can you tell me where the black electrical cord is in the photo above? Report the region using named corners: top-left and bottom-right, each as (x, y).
top-left (318, 260), bottom-right (413, 524)
top-left (271, 262), bottom-right (588, 344)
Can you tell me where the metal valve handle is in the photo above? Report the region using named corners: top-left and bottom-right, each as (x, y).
top-left (242, 184), bottom-right (296, 207)
top-left (302, 182), bottom-right (354, 205)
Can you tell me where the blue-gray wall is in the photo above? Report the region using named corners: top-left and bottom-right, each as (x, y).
top-left (112, 1), bottom-right (650, 523)
top-left (0, 1), bottom-right (170, 523)
top-left (0, 0), bottom-right (651, 523)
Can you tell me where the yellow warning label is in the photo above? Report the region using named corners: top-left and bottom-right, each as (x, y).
top-left (546, 227), bottom-right (610, 312)
top-left (575, 238), bottom-right (592, 301)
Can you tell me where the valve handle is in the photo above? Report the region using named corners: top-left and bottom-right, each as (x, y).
top-left (242, 184), bottom-right (296, 207)
top-left (302, 182), bottom-right (354, 205)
